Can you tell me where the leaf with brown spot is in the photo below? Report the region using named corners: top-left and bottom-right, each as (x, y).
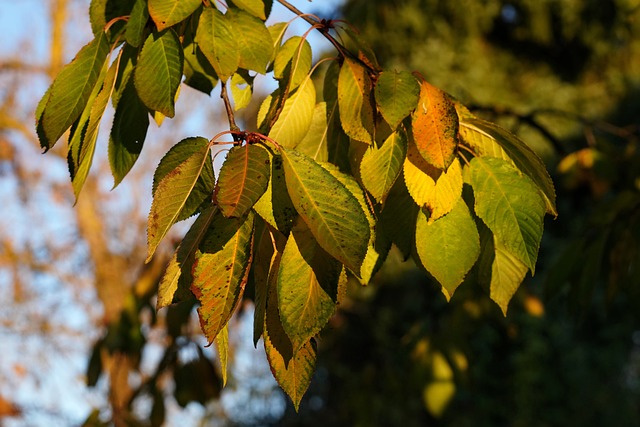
top-left (411, 81), bottom-right (459, 170)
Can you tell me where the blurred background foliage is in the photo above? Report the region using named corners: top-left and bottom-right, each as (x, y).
top-left (1, 0), bottom-right (640, 426)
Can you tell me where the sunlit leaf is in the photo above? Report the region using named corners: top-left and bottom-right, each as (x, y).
top-left (375, 70), bottom-right (420, 129)
top-left (281, 148), bottom-right (369, 273)
top-left (338, 58), bottom-right (374, 144)
top-left (273, 36), bottom-right (312, 91)
top-left (228, 0), bottom-right (270, 20)
top-left (147, 139), bottom-right (212, 262)
top-left (459, 118), bottom-right (557, 217)
top-left (230, 72), bottom-right (252, 110)
top-left (195, 7), bottom-right (239, 81)
top-left (38, 31), bottom-right (110, 150)
top-left (268, 77), bottom-right (316, 148)
top-left (216, 144), bottom-right (270, 218)
top-left (465, 157), bottom-right (545, 273)
top-left (228, 8), bottom-right (273, 74)
top-left (411, 80), bottom-right (458, 170)
top-left (415, 199), bottom-right (480, 300)
top-left (278, 219), bottom-right (340, 353)
top-left (134, 29), bottom-right (183, 117)
top-left (192, 211), bottom-right (254, 343)
top-left (360, 130), bottom-right (407, 202)
top-left (215, 325), bottom-right (229, 386)
top-left (148, 0), bottom-right (201, 31)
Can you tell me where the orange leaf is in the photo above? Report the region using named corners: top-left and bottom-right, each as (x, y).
top-left (411, 81), bottom-right (459, 170)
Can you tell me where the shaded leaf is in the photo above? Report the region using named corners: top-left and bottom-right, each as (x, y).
top-left (360, 130), bottom-right (407, 202)
top-left (125, 0), bottom-right (149, 47)
top-left (253, 152), bottom-right (297, 234)
top-left (338, 58), bottom-right (374, 144)
top-left (415, 199), bottom-right (480, 300)
top-left (134, 29), bottom-right (183, 117)
top-left (411, 80), bottom-right (459, 170)
top-left (378, 178), bottom-right (419, 260)
top-left (147, 140), bottom-right (212, 262)
top-left (38, 31), bottom-right (110, 150)
top-left (465, 157), bottom-right (545, 273)
top-left (278, 219), bottom-right (340, 353)
top-left (192, 211), bottom-right (255, 343)
top-left (268, 77), bottom-right (316, 148)
top-left (195, 7), bottom-right (239, 81)
top-left (460, 118), bottom-right (557, 217)
top-left (281, 148), bottom-right (369, 273)
top-left (375, 70), bottom-right (420, 129)
top-left (216, 144), bottom-right (270, 218)
top-left (183, 42), bottom-right (219, 94)
top-left (148, 0), bottom-right (201, 31)
top-left (228, 8), bottom-right (273, 74)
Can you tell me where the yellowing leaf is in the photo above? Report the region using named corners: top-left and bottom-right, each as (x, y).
top-left (338, 58), bottom-right (374, 144)
top-left (465, 157), bottom-right (545, 273)
top-left (360, 130), bottom-right (407, 202)
top-left (278, 219), bottom-right (340, 353)
top-left (195, 7), bottom-right (239, 81)
top-left (230, 72), bottom-right (252, 110)
top-left (134, 30), bottom-right (183, 117)
top-left (216, 144), bottom-right (270, 218)
top-left (228, 8), bottom-right (273, 74)
top-left (230, 0), bottom-right (269, 20)
top-left (411, 81), bottom-right (459, 170)
top-left (252, 153), bottom-right (297, 234)
top-left (375, 70), bottom-right (420, 129)
top-left (192, 211), bottom-right (254, 343)
top-left (273, 36), bottom-right (312, 91)
top-left (281, 148), bottom-right (370, 273)
top-left (215, 324), bottom-right (229, 386)
top-left (459, 118), bottom-right (557, 217)
top-left (268, 77), bottom-right (316, 149)
top-left (148, 0), bottom-right (201, 31)
top-left (415, 199), bottom-right (480, 300)
top-left (403, 139), bottom-right (462, 222)
top-left (490, 237), bottom-right (528, 316)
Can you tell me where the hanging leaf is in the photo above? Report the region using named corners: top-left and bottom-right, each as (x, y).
top-left (273, 36), bottom-right (312, 91)
top-left (134, 29), bottom-right (183, 117)
top-left (148, 0), bottom-right (201, 31)
top-left (465, 157), bottom-right (545, 273)
top-left (281, 148), bottom-right (369, 273)
top-left (403, 139), bottom-right (462, 222)
top-left (268, 77), bottom-right (316, 148)
top-left (415, 199), bottom-right (480, 300)
top-left (216, 144), bottom-right (270, 218)
top-left (375, 70), bottom-right (420, 129)
top-left (378, 178), bottom-right (419, 260)
top-left (278, 219), bottom-right (340, 353)
top-left (338, 58), bottom-right (375, 144)
top-left (157, 204), bottom-right (216, 309)
top-left (215, 325), bottom-right (229, 386)
top-left (411, 80), bottom-right (459, 170)
top-left (459, 118), bottom-right (557, 217)
top-left (192, 211), bottom-right (254, 343)
top-left (109, 78), bottom-right (149, 187)
top-left (360, 130), bottom-right (407, 202)
top-left (147, 139), bottom-right (212, 262)
top-left (89, 0), bottom-right (134, 39)
top-left (227, 8), bottom-right (273, 74)
top-left (124, 0), bottom-right (149, 47)
top-left (230, 72), bottom-right (253, 110)
top-left (228, 0), bottom-right (270, 20)
top-left (195, 7), bottom-right (239, 81)
top-left (253, 153), bottom-right (297, 234)
top-left (37, 31), bottom-right (110, 150)
top-left (183, 42), bottom-right (219, 94)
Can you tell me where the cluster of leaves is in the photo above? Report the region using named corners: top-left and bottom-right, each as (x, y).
top-left (35, 0), bottom-right (556, 409)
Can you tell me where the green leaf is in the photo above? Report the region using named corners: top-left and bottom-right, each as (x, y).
top-left (183, 42), bottom-right (219, 94)
top-left (253, 153), bottom-right (297, 234)
top-left (465, 157), bottom-right (545, 273)
top-left (375, 70), bottom-right (420, 129)
top-left (38, 31), bottom-right (110, 150)
top-left (215, 325), bottom-right (229, 386)
top-left (274, 36), bottom-right (312, 91)
top-left (89, 0), bottom-right (135, 39)
top-left (157, 204), bottom-right (216, 309)
top-left (195, 7), bottom-right (239, 81)
top-left (153, 137), bottom-right (216, 221)
top-left (228, 0), bottom-right (269, 20)
top-left (278, 219), bottom-right (340, 353)
top-left (415, 199), bottom-right (480, 300)
top-left (230, 72), bottom-right (253, 110)
top-left (459, 118), bottom-right (557, 217)
top-left (403, 139), bottom-right (463, 222)
top-left (360, 130), bottom-right (407, 202)
top-left (134, 29), bottom-right (183, 117)
top-left (268, 77), bottom-right (316, 149)
top-left (148, 0), bottom-right (201, 31)
top-left (216, 144), bottom-right (270, 218)
top-left (124, 0), bottom-right (149, 47)
top-left (228, 8), bottom-right (273, 74)
top-left (281, 148), bottom-right (370, 273)
top-left (338, 58), bottom-right (374, 144)
top-left (147, 139), bottom-right (212, 262)
top-left (192, 211), bottom-right (254, 343)
top-left (378, 178), bottom-right (419, 260)
top-left (109, 78), bottom-right (149, 187)
top-left (411, 80), bottom-right (459, 170)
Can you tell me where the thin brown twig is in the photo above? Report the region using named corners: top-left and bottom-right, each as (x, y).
top-left (220, 82), bottom-right (240, 140)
